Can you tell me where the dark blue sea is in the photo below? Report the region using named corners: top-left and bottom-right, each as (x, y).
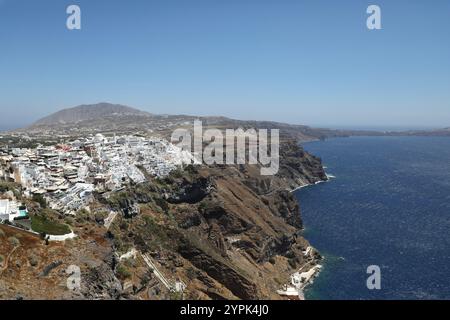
top-left (296, 136), bottom-right (450, 300)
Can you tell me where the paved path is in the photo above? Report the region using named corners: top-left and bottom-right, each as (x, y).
top-left (140, 252), bottom-right (173, 290)
top-left (104, 211), bottom-right (118, 229)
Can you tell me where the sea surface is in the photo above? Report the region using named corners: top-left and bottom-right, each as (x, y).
top-left (296, 136), bottom-right (450, 300)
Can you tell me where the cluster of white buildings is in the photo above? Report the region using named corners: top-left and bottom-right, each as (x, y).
top-left (0, 134), bottom-right (197, 215)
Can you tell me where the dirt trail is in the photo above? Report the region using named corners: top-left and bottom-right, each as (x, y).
top-left (0, 245), bottom-right (21, 275)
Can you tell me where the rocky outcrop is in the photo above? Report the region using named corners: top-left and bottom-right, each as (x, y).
top-left (145, 141), bottom-right (327, 299)
top-left (118, 198), bottom-right (140, 218)
top-left (177, 235), bottom-right (258, 300)
top-left (81, 262), bottom-right (123, 299)
top-left (166, 177), bottom-right (213, 204)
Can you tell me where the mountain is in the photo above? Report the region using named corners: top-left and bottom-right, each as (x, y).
top-left (32, 103), bottom-right (152, 126)
top-left (9, 102), bottom-right (450, 140)
top-left (24, 102), bottom-right (450, 141)
top-left (21, 102), bottom-right (368, 143)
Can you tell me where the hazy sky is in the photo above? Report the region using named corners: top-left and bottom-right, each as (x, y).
top-left (1, 0), bottom-right (449, 129)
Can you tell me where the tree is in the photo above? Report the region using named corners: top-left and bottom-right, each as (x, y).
top-left (32, 194), bottom-right (47, 209)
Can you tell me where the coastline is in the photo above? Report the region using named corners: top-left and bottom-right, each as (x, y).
top-left (276, 246), bottom-right (323, 300)
top-left (279, 172), bottom-right (334, 300)
top-left (289, 173), bottom-right (335, 193)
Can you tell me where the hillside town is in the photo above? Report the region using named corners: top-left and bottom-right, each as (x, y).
top-left (0, 134), bottom-right (197, 215)
top-left (0, 105), bottom-right (328, 300)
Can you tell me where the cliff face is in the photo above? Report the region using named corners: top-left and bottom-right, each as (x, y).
top-left (0, 142), bottom-right (326, 300)
top-left (105, 141), bottom-right (327, 299)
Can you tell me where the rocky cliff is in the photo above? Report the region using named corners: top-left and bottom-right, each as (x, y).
top-left (0, 141), bottom-right (326, 300)
top-left (101, 140), bottom-right (326, 299)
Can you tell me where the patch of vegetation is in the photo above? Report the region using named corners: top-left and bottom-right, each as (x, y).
top-left (0, 228), bottom-right (5, 238)
top-left (28, 253), bottom-right (39, 267)
top-left (170, 168), bottom-right (184, 179)
top-left (146, 202), bottom-right (163, 214)
top-left (186, 266), bottom-right (198, 280)
top-left (119, 220), bottom-right (129, 231)
top-left (110, 229), bottom-right (132, 253)
top-left (31, 215), bottom-right (71, 235)
top-left (0, 136), bottom-right (57, 149)
top-left (8, 236), bottom-right (20, 247)
top-left (154, 197), bottom-right (169, 213)
top-left (123, 257), bottom-right (137, 268)
top-left (184, 164), bottom-right (198, 175)
top-left (134, 215), bottom-right (173, 250)
top-left (0, 254), bottom-right (4, 264)
top-left (116, 263), bottom-right (132, 280)
top-left (64, 216), bottom-right (75, 226)
top-left (32, 194), bottom-right (47, 209)
top-left (75, 208), bottom-right (91, 223)
top-left (140, 272), bottom-right (152, 288)
top-left (198, 199), bottom-right (219, 212)
top-left (143, 216), bottom-right (168, 239)
top-left (0, 181), bottom-right (17, 193)
top-left (94, 210), bottom-right (108, 223)
top-left (0, 181), bottom-right (22, 199)
top-left (169, 291), bottom-right (184, 300)
top-left (288, 258), bottom-right (298, 269)
top-left (108, 191), bottom-right (134, 208)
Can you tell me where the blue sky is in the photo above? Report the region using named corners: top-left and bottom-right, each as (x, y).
top-left (0, 0), bottom-right (449, 129)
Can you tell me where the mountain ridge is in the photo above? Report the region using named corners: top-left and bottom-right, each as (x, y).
top-left (32, 103), bottom-right (152, 126)
top-left (22, 102), bottom-right (363, 143)
top-left (19, 102), bottom-right (450, 141)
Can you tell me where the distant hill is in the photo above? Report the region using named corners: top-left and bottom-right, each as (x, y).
top-left (16, 102), bottom-right (386, 142)
top-left (32, 103), bottom-right (152, 126)
top-left (17, 102), bottom-right (449, 141)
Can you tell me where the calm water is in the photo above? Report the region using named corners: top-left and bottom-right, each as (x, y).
top-left (296, 136), bottom-right (450, 300)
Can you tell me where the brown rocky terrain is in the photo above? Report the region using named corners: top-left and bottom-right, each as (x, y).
top-left (102, 139), bottom-right (326, 300)
top-left (0, 222), bottom-right (120, 300)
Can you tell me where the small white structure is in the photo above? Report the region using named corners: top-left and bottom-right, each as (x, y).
top-left (277, 265), bottom-right (322, 300)
top-left (276, 285), bottom-right (302, 298)
top-left (46, 231), bottom-right (77, 242)
top-left (0, 199), bottom-right (28, 222)
top-left (119, 248), bottom-right (138, 261)
top-left (174, 280), bottom-right (187, 293)
top-left (0, 199), bottom-right (11, 221)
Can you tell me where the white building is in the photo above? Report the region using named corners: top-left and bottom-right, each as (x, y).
top-left (0, 199), bottom-right (28, 222)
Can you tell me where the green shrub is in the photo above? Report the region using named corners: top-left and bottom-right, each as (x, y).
top-left (32, 194), bottom-right (47, 208)
top-left (31, 215), bottom-right (71, 235)
top-left (8, 236), bottom-right (20, 247)
top-left (116, 264), bottom-right (132, 279)
top-left (154, 197), bottom-right (169, 213)
top-left (186, 267), bottom-right (197, 280)
top-left (75, 209), bottom-right (91, 223)
top-left (169, 291), bottom-right (184, 300)
top-left (64, 217), bottom-right (75, 226)
top-left (0, 182), bottom-right (18, 193)
top-left (0, 182), bottom-right (21, 199)
top-left (28, 254), bottom-right (39, 267)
